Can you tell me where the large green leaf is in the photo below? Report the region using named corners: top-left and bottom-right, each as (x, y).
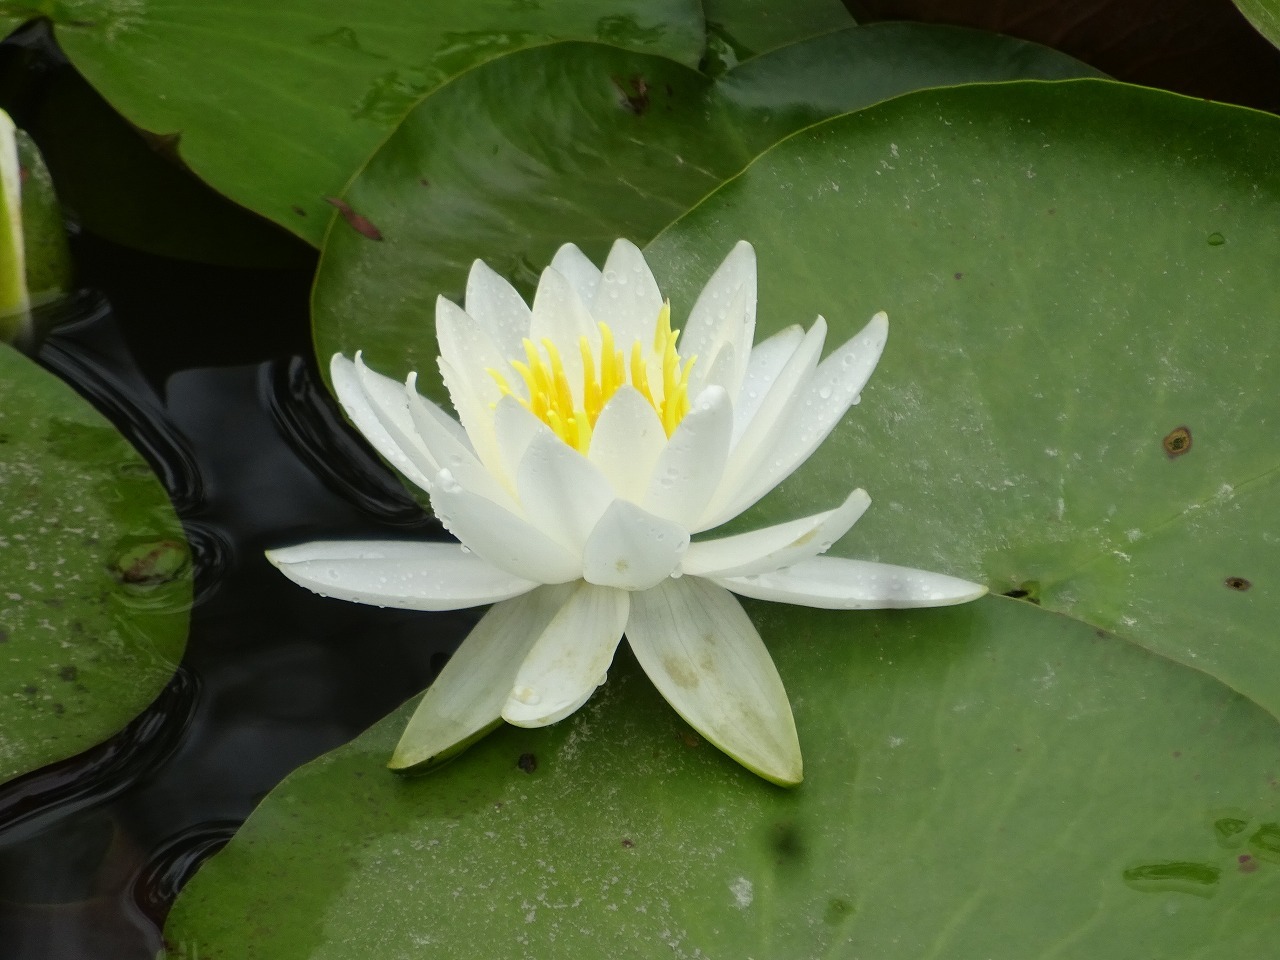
top-left (0, 0), bottom-right (705, 247)
top-left (312, 25), bottom-right (1100, 396)
top-left (1234, 0), bottom-right (1280, 50)
top-left (165, 598), bottom-right (1280, 958)
top-left (640, 78), bottom-right (1280, 725)
top-left (0, 344), bottom-right (190, 784)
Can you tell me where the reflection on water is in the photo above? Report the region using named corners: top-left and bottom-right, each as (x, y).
top-left (0, 235), bottom-right (471, 959)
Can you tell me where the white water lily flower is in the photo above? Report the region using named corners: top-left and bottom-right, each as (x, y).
top-left (268, 239), bottom-right (985, 785)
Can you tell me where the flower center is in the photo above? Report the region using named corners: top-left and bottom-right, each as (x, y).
top-left (489, 302), bottom-right (695, 454)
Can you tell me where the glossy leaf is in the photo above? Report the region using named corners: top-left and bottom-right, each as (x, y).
top-left (0, 0), bottom-right (705, 247)
top-left (1234, 0), bottom-right (1280, 49)
top-left (643, 78), bottom-right (1280, 724)
top-left (313, 25), bottom-right (1100, 396)
top-left (0, 345), bottom-right (190, 785)
top-left (165, 598), bottom-right (1280, 958)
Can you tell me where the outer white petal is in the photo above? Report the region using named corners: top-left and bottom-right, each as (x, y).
top-left (390, 583), bottom-right (575, 770)
top-left (581, 499), bottom-right (689, 590)
top-left (503, 582), bottom-right (630, 727)
top-left (491, 394), bottom-right (554, 493)
top-left (733, 325), bottom-right (805, 442)
top-left (682, 489), bottom-right (871, 579)
top-left (681, 241), bottom-right (756, 398)
top-left (592, 238), bottom-right (664, 349)
top-left (586, 386), bottom-right (667, 501)
top-left (723, 313), bottom-right (889, 518)
top-left (698, 319), bottom-right (826, 528)
top-left (627, 577), bottom-right (802, 786)
top-left (515, 430), bottom-right (615, 550)
top-left (266, 540), bottom-right (537, 610)
top-left (464, 259), bottom-right (532, 356)
top-left (529, 265), bottom-right (599, 394)
top-left (429, 473), bottom-right (581, 584)
top-left (641, 385), bottom-right (733, 529)
top-left (715, 556), bottom-right (987, 609)
top-left (331, 354), bottom-right (435, 492)
top-left (550, 242), bottom-right (602, 307)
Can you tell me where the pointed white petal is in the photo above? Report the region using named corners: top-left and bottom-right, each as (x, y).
top-left (491, 394), bottom-right (554, 492)
top-left (682, 241), bottom-right (756, 398)
top-left (733, 325), bottom-right (805, 442)
top-left (435, 296), bottom-right (509, 475)
top-left (550, 242), bottom-right (602, 307)
top-left (330, 354), bottom-right (435, 492)
top-left (404, 375), bottom-right (521, 515)
top-left (390, 583), bottom-right (575, 769)
top-left (715, 556), bottom-right (987, 609)
top-left (464, 259), bottom-right (531, 356)
top-left (515, 430), bottom-right (615, 550)
top-left (529, 265), bottom-right (598, 394)
top-left (627, 577), bottom-right (801, 786)
top-left (502, 583), bottom-right (629, 727)
top-left (429, 474), bottom-right (580, 583)
top-left (586, 386), bottom-right (667, 500)
top-left (698, 319), bottom-right (827, 529)
top-left (582, 499), bottom-right (689, 590)
top-left (266, 539), bottom-right (537, 610)
top-left (641, 385), bottom-right (733, 529)
top-left (592, 238), bottom-right (664, 348)
top-left (683, 489), bottom-right (871, 578)
top-left (725, 313), bottom-right (889, 517)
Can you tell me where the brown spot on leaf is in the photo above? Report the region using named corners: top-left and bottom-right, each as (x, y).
top-left (325, 197), bottom-right (383, 240)
top-left (291, 205), bottom-right (307, 217)
top-left (517, 752), bottom-right (537, 774)
top-left (621, 837), bottom-right (635, 848)
top-left (613, 74), bottom-right (650, 115)
top-left (1162, 425), bottom-right (1192, 458)
top-left (1225, 576), bottom-right (1252, 591)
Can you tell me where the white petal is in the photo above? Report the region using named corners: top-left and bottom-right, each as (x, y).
top-left (581, 499), bottom-right (689, 590)
top-left (491, 394), bottom-right (554, 492)
top-left (429, 474), bottom-right (580, 583)
top-left (390, 583), bottom-right (575, 769)
top-left (502, 583), bottom-right (629, 727)
top-left (435, 296), bottom-right (509, 475)
top-left (550, 242), bottom-right (602, 307)
top-left (723, 313), bottom-right (889, 517)
top-left (682, 489), bottom-right (871, 578)
top-left (266, 539), bottom-right (537, 610)
top-left (627, 577), bottom-right (801, 786)
top-left (529, 265), bottom-right (598, 394)
top-left (698, 319), bottom-right (827, 528)
top-left (464, 259), bottom-right (531, 356)
top-left (733, 325), bottom-right (805, 443)
top-left (515, 430), bottom-right (615, 550)
top-left (592, 238), bottom-right (664, 349)
top-left (682, 241), bottom-right (756, 398)
top-left (403, 373), bottom-right (519, 515)
top-left (330, 354), bottom-right (435, 492)
top-left (641, 385), bottom-right (733, 529)
top-left (715, 556), bottom-right (987, 609)
top-left (587, 386), bottom-right (667, 500)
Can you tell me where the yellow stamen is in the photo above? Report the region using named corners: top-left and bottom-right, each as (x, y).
top-left (494, 300), bottom-right (696, 449)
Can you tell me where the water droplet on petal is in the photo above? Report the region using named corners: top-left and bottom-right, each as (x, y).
top-left (818, 384), bottom-right (833, 400)
top-left (513, 686), bottom-right (540, 706)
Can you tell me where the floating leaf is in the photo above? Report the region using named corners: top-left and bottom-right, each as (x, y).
top-left (0, 344), bottom-right (190, 785)
top-left (0, 0), bottom-right (705, 246)
top-left (312, 25), bottom-right (1099, 396)
top-left (164, 599), bottom-right (1280, 958)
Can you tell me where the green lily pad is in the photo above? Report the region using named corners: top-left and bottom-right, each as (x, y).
top-left (312, 24), bottom-right (1100, 396)
top-left (0, 0), bottom-right (705, 247)
top-left (641, 78), bottom-right (1280, 722)
top-left (0, 344), bottom-right (190, 785)
top-left (165, 597), bottom-right (1280, 958)
top-left (1234, 0), bottom-right (1280, 50)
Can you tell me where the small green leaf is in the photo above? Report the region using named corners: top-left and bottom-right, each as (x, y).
top-left (0, 344), bottom-right (190, 785)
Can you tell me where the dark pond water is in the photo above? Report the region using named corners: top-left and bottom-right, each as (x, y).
top-left (0, 34), bottom-right (474, 959)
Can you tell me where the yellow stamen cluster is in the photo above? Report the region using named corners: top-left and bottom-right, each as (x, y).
top-left (488, 302), bottom-right (695, 453)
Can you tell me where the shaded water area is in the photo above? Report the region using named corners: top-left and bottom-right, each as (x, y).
top-left (0, 35), bottom-right (472, 957)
